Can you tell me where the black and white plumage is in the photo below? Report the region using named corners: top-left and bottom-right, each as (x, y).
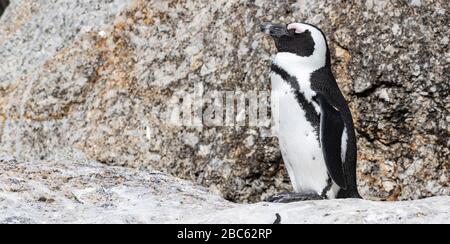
top-left (260, 22), bottom-right (361, 202)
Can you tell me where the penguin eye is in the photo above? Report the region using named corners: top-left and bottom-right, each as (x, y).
top-left (287, 29), bottom-right (296, 35)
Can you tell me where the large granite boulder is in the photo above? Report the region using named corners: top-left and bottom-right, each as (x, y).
top-left (0, 0), bottom-right (448, 202)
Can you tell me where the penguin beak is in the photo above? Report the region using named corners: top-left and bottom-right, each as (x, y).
top-left (259, 22), bottom-right (292, 37)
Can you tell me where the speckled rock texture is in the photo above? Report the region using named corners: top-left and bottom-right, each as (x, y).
top-left (0, 0), bottom-right (449, 203)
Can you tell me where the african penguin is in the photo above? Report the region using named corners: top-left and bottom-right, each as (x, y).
top-left (260, 22), bottom-right (361, 202)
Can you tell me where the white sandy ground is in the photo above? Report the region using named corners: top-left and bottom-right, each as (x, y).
top-left (1, 153), bottom-right (449, 224)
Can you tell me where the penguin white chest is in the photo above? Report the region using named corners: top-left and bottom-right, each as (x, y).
top-left (271, 73), bottom-right (337, 197)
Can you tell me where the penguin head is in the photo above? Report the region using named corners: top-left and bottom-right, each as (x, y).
top-left (260, 22), bottom-right (330, 68)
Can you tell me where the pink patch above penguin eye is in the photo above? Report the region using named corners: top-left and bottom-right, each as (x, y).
top-left (287, 23), bottom-right (306, 34)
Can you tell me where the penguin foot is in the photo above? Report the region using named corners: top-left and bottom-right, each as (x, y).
top-left (265, 192), bottom-right (324, 203)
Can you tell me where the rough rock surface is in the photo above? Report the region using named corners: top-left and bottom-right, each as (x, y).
top-left (0, 0), bottom-right (449, 203)
top-left (1, 154), bottom-right (449, 224)
top-left (0, 153), bottom-right (232, 224)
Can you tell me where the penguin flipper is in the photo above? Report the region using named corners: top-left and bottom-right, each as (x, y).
top-left (316, 94), bottom-right (347, 190)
